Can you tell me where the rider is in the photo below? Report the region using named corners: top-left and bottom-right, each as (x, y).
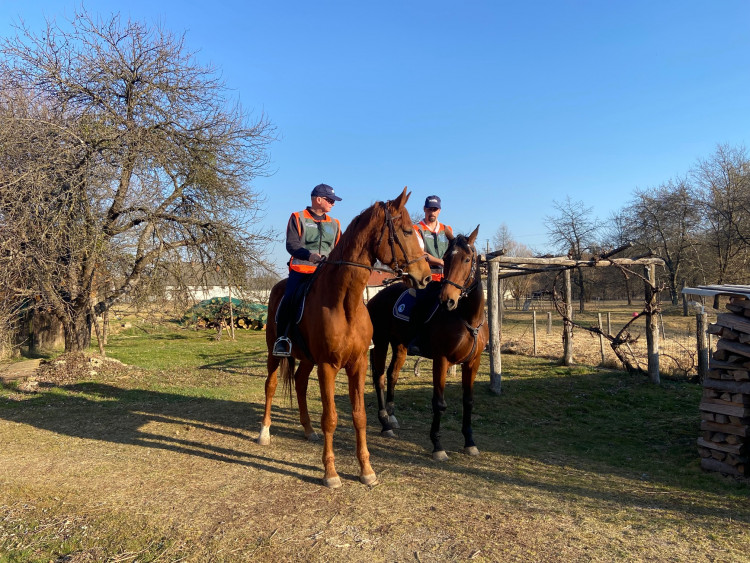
top-left (414, 195), bottom-right (453, 281)
top-left (272, 183), bottom-right (342, 357)
top-left (407, 195), bottom-right (453, 356)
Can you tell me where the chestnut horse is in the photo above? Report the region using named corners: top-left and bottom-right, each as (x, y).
top-left (259, 188), bottom-right (432, 488)
top-left (367, 226), bottom-right (488, 461)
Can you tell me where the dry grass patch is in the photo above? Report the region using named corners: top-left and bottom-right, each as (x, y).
top-left (1, 329), bottom-right (749, 562)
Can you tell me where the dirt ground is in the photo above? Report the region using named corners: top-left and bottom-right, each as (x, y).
top-left (2, 352), bottom-right (749, 562)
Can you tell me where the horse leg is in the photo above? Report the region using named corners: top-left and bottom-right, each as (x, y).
top-left (430, 356), bottom-right (450, 461)
top-left (346, 353), bottom-right (378, 486)
top-left (385, 342), bottom-right (408, 430)
top-left (295, 361), bottom-right (319, 441)
top-left (259, 354), bottom-right (280, 445)
top-left (370, 339), bottom-right (393, 436)
top-left (317, 362), bottom-right (342, 488)
top-left (461, 356), bottom-right (481, 456)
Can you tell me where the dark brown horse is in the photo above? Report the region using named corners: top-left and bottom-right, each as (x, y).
top-left (367, 226), bottom-right (488, 461)
top-left (259, 188), bottom-right (432, 488)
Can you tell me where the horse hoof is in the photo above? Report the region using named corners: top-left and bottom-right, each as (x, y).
top-left (360, 473), bottom-right (379, 486)
top-left (432, 450), bottom-right (449, 462)
top-left (464, 446), bottom-right (480, 456)
top-left (388, 415), bottom-right (400, 429)
top-left (306, 431), bottom-right (320, 442)
top-left (381, 429), bottom-right (396, 438)
top-left (257, 426), bottom-right (271, 446)
top-left (323, 476), bottom-right (342, 489)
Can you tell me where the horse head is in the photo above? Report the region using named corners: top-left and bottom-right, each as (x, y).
top-left (375, 188), bottom-right (432, 290)
top-left (440, 225), bottom-right (479, 310)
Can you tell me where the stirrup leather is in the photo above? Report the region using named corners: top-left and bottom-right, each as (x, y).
top-left (272, 336), bottom-right (292, 357)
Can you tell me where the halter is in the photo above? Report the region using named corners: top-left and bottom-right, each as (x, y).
top-left (441, 240), bottom-right (478, 299)
top-left (324, 200), bottom-right (426, 276)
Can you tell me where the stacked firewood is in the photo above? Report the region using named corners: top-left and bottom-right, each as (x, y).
top-left (699, 296), bottom-right (750, 477)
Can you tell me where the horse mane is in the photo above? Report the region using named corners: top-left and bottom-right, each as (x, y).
top-left (449, 233), bottom-right (472, 254)
top-left (326, 202), bottom-right (382, 263)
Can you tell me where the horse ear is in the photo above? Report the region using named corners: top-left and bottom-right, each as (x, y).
top-left (468, 225), bottom-right (480, 246)
top-left (392, 186), bottom-right (409, 209)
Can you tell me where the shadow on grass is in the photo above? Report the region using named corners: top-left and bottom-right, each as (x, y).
top-left (353, 358), bottom-right (750, 521)
top-left (2, 359), bottom-right (748, 517)
top-left (0, 382), bottom-right (322, 485)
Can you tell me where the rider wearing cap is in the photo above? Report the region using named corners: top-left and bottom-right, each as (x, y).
top-left (414, 195), bottom-right (453, 281)
top-left (272, 183), bottom-right (342, 357)
top-left (407, 195), bottom-right (454, 356)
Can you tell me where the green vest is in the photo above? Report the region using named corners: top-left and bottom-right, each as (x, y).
top-left (417, 221), bottom-right (451, 261)
top-left (289, 209), bottom-right (341, 273)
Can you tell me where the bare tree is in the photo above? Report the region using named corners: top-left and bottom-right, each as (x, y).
top-left (0, 10), bottom-right (276, 352)
top-left (545, 196), bottom-right (601, 312)
top-left (692, 144), bottom-right (750, 306)
top-left (624, 179), bottom-right (700, 305)
top-left (493, 223), bottom-right (533, 307)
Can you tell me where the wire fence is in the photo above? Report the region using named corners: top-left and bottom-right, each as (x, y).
top-left (497, 299), bottom-right (715, 378)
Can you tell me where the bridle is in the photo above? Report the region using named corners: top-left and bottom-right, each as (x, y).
top-left (441, 240), bottom-right (478, 299)
top-left (324, 200), bottom-right (426, 276)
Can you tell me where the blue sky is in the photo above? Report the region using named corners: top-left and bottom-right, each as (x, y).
top-left (2, 1), bottom-right (749, 270)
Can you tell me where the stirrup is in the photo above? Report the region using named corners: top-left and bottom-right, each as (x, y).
top-left (272, 336), bottom-right (292, 357)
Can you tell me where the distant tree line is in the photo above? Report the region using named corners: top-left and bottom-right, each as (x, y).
top-left (496, 143), bottom-right (750, 310)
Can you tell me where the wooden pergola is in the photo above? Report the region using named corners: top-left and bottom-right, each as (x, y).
top-left (480, 250), bottom-right (666, 394)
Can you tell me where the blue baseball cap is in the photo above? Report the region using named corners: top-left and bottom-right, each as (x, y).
top-left (311, 183), bottom-right (342, 201)
top-left (424, 195), bottom-right (441, 209)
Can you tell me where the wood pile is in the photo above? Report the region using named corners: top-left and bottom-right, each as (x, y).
top-left (700, 296), bottom-right (750, 477)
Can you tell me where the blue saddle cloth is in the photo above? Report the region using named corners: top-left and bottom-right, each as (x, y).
top-left (393, 288), bottom-right (440, 324)
top-left (393, 290), bottom-right (417, 322)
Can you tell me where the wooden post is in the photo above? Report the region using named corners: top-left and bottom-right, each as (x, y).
top-left (645, 264), bottom-right (660, 384)
top-left (228, 283), bottom-right (236, 341)
top-left (563, 268), bottom-right (573, 366)
top-left (696, 311), bottom-right (708, 383)
top-left (546, 311), bottom-right (552, 335)
top-left (532, 311), bottom-right (537, 356)
top-left (596, 313), bottom-right (604, 363)
top-left (606, 312), bottom-right (611, 336)
top-left (487, 260), bottom-right (502, 394)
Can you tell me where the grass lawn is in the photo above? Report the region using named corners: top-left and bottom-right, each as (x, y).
top-left (1, 321), bottom-right (749, 562)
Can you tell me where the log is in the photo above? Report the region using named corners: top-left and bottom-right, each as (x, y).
top-left (729, 296), bottom-right (750, 308)
top-left (703, 378), bottom-right (750, 394)
top-left (699, 400), bottom-right (750, 418)
top-left (714, 312), bottom-right (750, 334)
top-left (701, 457), bottom-right (743, 476)
top-left (701, 420), bottom-right (748, 438)
top-left (697, 437), bottom-right (746, 455)
top-left (716, 339), bottom-right (750, 360)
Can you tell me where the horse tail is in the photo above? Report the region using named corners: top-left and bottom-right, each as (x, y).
top-left (280, 357), bottom-right (295, 405)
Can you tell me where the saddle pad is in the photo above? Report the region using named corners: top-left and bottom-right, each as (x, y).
top-left (392, 290), bottom-right (416, 322)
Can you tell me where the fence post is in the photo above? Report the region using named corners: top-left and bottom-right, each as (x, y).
top-left (547, 311), bottom-right (552, 334)
top-left (532, 311), bottom-right (537, 356)
top-left (596, 313), bottom-right (604, 364)
top-left (487, 260), bottom-right (502, 394)
top-left (563, 268), bottom-right (573, 366)
top-left (645, 264), bottom-right (660, 384)
top-left (696, 311), bottom-right (709, 383)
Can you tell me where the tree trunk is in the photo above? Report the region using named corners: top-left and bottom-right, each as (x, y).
top-left (63, 303), bottom-right (93, 352)
top-left (576, 267), bottom-right (585, 313)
